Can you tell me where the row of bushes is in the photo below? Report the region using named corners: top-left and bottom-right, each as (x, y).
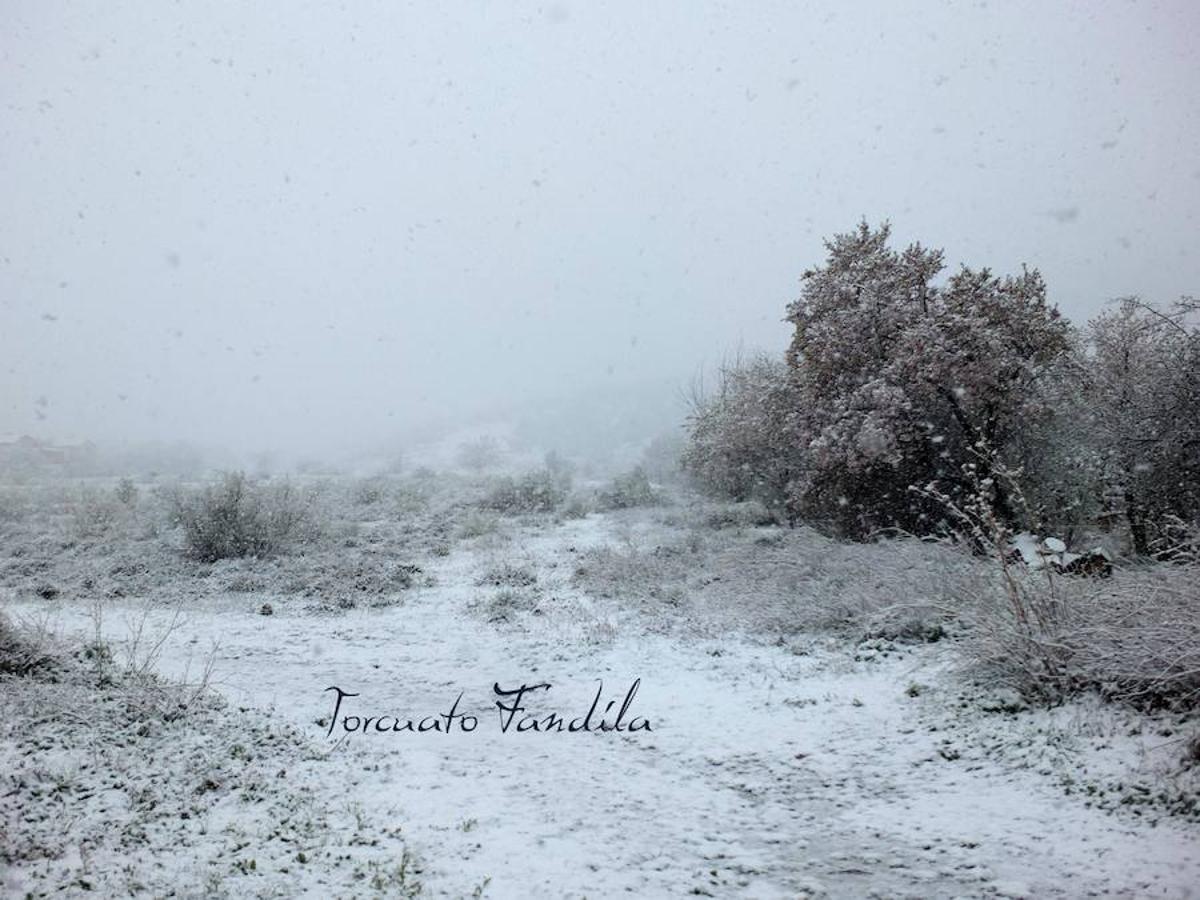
top-left (35, 463), bottom-right (663, 564)
top-left (29, 471), bottom-right (321, 563)
top-left (479, 464), bottom-right (659, 516)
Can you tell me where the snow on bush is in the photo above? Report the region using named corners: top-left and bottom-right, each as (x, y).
top-left (682, 222), bottom-right (1200, 554)
top-left (480, 467), bottom-right (570, 515)
top-left (173, 471), bottom-right (315, 562)
top-left (0, 612), bottom-right (58, 678)
top-left (67, 485), bottom-right (132, 541)
top-left (1085, 296), bottom-right (1200, 556)
top-left (349, 475), bottom-right (391, 507)
top-left (928, 468), bottom-right (1200, 708)
top-left (596, 467), bottom-right (659, 510)
top-left (571, 511), bottom-right (983, 641)
top-left (681, 353), bottom-right (796, 516)
top-left (960, 559), bottom-right (1200, 709)
top-left (783, 222), bottom-right (1075, 537)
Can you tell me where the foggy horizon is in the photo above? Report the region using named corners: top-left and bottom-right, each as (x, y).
top-left (4, 0), bottom-right (1198, 459)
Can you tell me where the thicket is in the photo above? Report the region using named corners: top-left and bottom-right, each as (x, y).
top-left (684, 222), bottom-right (1200, 555)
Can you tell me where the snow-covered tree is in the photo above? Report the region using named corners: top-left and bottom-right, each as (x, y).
top-left (681, 353), bottom-right (797, 515)
top-left (1085, 297), bottom-right (1200, 555)
top-left (782, 222), bottom-right (1074, 537)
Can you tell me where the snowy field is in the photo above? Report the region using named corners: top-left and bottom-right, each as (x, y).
top-left (3, 472), bottom-right (1199, 899)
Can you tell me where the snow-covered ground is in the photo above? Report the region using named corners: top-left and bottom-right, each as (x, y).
top-left (3, 478), bottom-right (1199, 898)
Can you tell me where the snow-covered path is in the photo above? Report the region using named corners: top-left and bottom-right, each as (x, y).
top-left (9, 516), bottom-right (1199, 899)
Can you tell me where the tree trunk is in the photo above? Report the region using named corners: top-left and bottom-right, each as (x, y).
top-left (1124, 488), bottom-right (1150, 556)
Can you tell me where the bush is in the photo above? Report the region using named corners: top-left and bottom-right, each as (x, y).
top-left (571, 520), bottom-right (978, 640)
top-left (1150, 515), bottom-right (1200, 564)
top-left (702, 500), bottom-right (778, 529)
top-left (475, 587), bottom-right (538, 624)
top-left (0, 488), bottom-right (29, 524)
top-left (481, 468), bottom-right (569, 515)
top-left (681, 354), bottom-right (797, 515)
top-left (961, 559), bottom-right (1200, 709)
top-left (0, 613), bottom-right (58, 677)
top-left (393, 476), bottom-right (433, 514)
top-left (1086, 297), bottom-right (1200, 556)
top-left (476, 562), bottom-right (537, 588)
top-left (350, 476), bottom-right (389, 507)
top-left (114, 477), bottom-right (139, 507)
top-left (174, 472), bottom-right (312, 562)
top-left (930, 467), bottom-right (1200, 708)
top-left (684, 223), bottom-right (1082, 540)
top-left (559, 492), bottom-right (594, 520)
top-left (68, 487), bottom-right (128, 540)
top-left (457, 508), bottom-right (501, 538)
top-left (597, 467), bottom-right (658, 510)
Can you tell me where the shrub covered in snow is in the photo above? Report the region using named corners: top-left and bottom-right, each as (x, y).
top-left (571, 514), bottom-right (981, 641)
top-left (457, 508), bottom-right (501, 538)
top-left (683, 222), bottom-right (1200, 554)
top-left (1084, 296), bottom-right (1200, 556)
top-left (960, 557), bottom-right (1200, 709)
top-left (173, 471), bottom-right (314, 562)
top-left (930, 470), bottom-right (1200, 708)
top-left (783, 222), bottom-right (1074, 537)
top-left (0, 613), bottom-right (58, 678)
top-left (476, 561), bottom-right (538, 588)
top-left (68, 486), bottom-right (131, 540)
top-left (681, 223), bottom-right (1080, 538)
top-left (349, 475), bottom-right (390, 507)
top-left (596, 467), bottom-right (659, 510)
top-left (681, 353), bottom-right (797, 516)
top-left (481, 467), bottom-right (570, 515)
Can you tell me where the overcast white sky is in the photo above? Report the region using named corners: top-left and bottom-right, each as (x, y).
top-left (2, 0), bottom-right (1197, 457)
